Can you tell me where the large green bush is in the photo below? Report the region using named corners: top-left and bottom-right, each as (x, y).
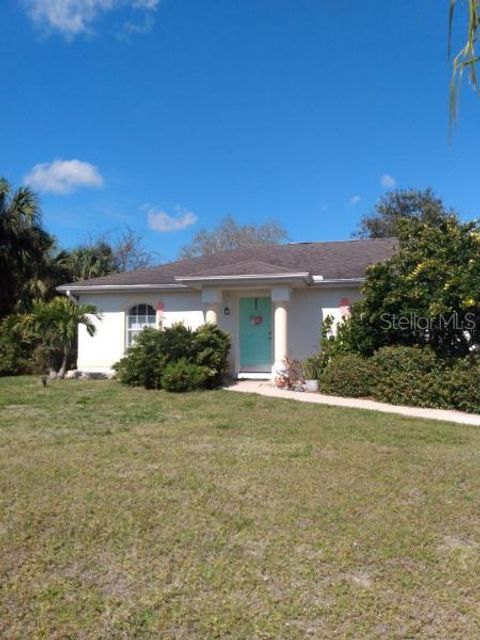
top-left (193, 324), bottom-right (231, 387)
top-left (0, 316), bottom-right (71, 377)
top-left (114, 323), bottom-right (230, 391)
top-left (319, 353), bottom-right (373, 398)
top-left (0, 334), bottom-right (28, 376)
top-left (0, 316), bottom-right (30, 376)
top-left (113, 327), bottom-right (167, 389)
top-left (156, 322), bottom-right (194, 363)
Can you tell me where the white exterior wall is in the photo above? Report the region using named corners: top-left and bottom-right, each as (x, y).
top-left (77, 291), bottom-right (203, 372)
top-left (288, 286), bottom-right (362, 362)
top-left (76, 284), bottom-right (362, 375)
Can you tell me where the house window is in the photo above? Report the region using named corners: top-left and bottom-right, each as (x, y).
top-left (126, 304), bottom-right (156, 347)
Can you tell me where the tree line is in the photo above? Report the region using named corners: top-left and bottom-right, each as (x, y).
top-left (0, 177), bottom-right (158, 377)
top-left (0, 178), bottom-right (156, 319)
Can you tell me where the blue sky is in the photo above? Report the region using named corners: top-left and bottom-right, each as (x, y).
top-left (1, 0), bottom-right (479, 260)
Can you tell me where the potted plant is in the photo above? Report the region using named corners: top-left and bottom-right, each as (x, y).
top-left (303, 354), bottom-right (323, 392)
top-left (275, 357), bottom-right (304, 390)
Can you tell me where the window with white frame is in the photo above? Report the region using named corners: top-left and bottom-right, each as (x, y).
top-left (126, 304), bottom-right (157, 347)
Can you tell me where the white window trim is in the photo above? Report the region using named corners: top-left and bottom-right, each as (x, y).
top-left (126, 304), bottom-right (157, 348)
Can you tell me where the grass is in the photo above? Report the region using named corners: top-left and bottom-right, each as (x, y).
top-left (1, 377), bottom-right (480, 639)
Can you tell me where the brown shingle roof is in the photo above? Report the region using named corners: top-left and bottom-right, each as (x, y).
top-left (192, 260), bottom-right (299, 277)
top-left (58, 238), bottom-right (398, 289)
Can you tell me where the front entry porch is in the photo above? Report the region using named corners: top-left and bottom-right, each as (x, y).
top-left (200, 285), bottom-right (291, 380)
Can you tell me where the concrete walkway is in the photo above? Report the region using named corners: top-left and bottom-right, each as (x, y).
top-left (225, 380), bottom-right (480, 427)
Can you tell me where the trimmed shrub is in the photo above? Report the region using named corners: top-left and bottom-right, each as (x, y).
top-left (370, 346), bottom-right (450, 409)
top-left (157, 323), bottom-right (195, 363)
top-left (192, 324), bottom-right (230, 387)
top-left (161, 359), bottom-right (209, 392)
top-left (114, 327), bottom-right (168, 389)
top-left (314, 342), bottom-right (480, 413)
top-left (319, 353), bottom-right (373, 398)
top-left (447, 357), bottom-right (480, 414)
top-left (114, 323), bottom-right (230, 391)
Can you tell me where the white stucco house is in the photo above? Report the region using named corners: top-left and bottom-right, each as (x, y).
top-left (57, 239), bottom-right (397, 379)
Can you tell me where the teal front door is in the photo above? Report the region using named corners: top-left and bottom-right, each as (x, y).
top-left (239, 297), bottom-right (272, 372)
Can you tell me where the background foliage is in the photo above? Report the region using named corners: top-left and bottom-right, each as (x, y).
top-left (354, 188), bottom-right (453, 239)
top-left (179, 215), bottom-right (288, 259)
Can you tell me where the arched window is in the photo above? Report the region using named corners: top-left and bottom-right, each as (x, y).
top-left (127, 304), bottom-right (156, 347)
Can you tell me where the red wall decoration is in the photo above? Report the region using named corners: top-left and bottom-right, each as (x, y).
top-left (338, 297), bottom-right (351, 317)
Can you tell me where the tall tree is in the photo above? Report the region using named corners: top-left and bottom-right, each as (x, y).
top-left (0, 178), bottom-right (57, 318)
top-left (338, 216), bottom-right (480, 358)
top-left (354, 189), bottom-right (454, 239)
top-left (179, 215), bottom-right (288, 258)
top-left (66, 241), bottom-right (117, 281)
top-left (113, 227), bottom-right (156, 271)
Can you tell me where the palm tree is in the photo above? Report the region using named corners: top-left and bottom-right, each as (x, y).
top-left (66, 241), bottom-right (117, 281)
top-left (0, 178), bottom-right (56, 317)
top-left (22, 297), bottom-right (101, 378)
top-left (0, 177), bottom-right (40, 230)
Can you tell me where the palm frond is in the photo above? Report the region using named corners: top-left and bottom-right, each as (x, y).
top-left (449, 0), bottom-right (480, 128)
top-left (9, 186), bottom-right (41, 225)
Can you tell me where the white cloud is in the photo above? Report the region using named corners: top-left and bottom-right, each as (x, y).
top-left (133, 0), bottom-right (158, 7)
top-left (25, 159), bottom-right (104, 194)
top-left (349, 195), bottom-right (361, 206)
top-left (380, 174), bottom-right (396, 189)
top-left (146, 206), bottom-right (197, 232)
top-left (121, 11), bottom-right (154, 36)
top-left (22, 0), bottom-right (160, 38)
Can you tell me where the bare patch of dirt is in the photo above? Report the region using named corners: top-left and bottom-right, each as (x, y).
top-left (438, 535), bottom-right (478, 553)
top-left (343, 571), bottom-right (373, 588)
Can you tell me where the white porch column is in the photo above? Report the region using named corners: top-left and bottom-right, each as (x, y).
top-left (271, 286), bottom-right (290, 376)
top-left (201, 287), bottom-right (222, 325)
top-left (205, 305), bottom-right (219, 325)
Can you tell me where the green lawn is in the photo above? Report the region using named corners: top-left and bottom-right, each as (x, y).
top-left (1, 378), bottom-right (480, 639)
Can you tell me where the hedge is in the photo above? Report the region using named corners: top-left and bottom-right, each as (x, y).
top-left (318, 345), bottom-right (480, 414)
top-left (370, 346), bottom-right (451, 409)
top-left (319, 354), bottom-right (374, 398)
top-left (446, 358), bottom-right (480, 414)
